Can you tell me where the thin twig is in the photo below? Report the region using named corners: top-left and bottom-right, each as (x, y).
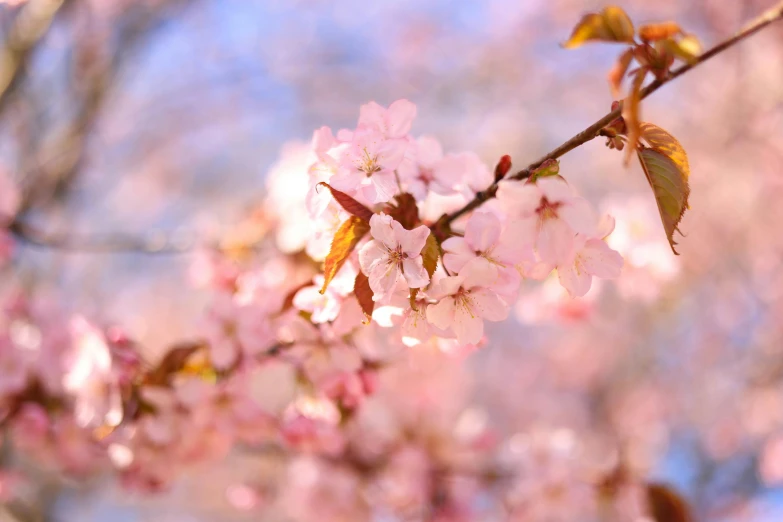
top-left (4, 1), bottom-right (783, 253)
top-left (438, 0), bottom-right (783, 228)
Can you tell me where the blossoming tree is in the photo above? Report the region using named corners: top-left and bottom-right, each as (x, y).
top-left (0, 1), bottom-right (782, 520)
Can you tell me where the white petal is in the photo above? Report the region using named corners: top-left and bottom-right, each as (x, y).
top-left (426, 298), bottom-right (455, 330)
top-left (386, 99), bottom-right (417, 138)
top-left (596, 214), bottom-right (616, 239)
top-left (358, 240), bottom-right (389, 275)
top-left (369, 263), bottom-right (400, 297)
top-left (557, 261), bottom-right (592, 298)
top-left (581, 239), bottom-right (623, 278)
top-left (431, 274), bottom-right (465, 298)
top-left (369, 213), bottom-right (397, 249)
top-left (559, 197), bottom-right (598, 236)
top-left (536, 176), bottom-right (572, 203)
top-left (496, 181), bottom-right (541, 218)
top-left (402, 257), bottom-right (430, 288)
top-left (370, 171), bottom-right (399, 203)
top-left (442, 237), bottom-right (475, 273)
top-left (537, 217), bottom-right (574, 265)
top-left (470, 289), bottom-right (508, 322)
top-left (461, 258), bottom-right (499, 290)
top-left (465, 212), bottom-right (501, 252)
top-left (453, 304), bottom-right (484, 346)
top-left (398, 224), bottom-right (430, 256)
top-left (358, 101), bottom-right (386, 129)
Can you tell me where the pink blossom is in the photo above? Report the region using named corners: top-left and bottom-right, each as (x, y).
top-left (330, 128), bottom-right (407, 204)
top-left (358, 99), bottom-right (417, 139)
top-left (426, 260), bottom-right (509, 345)
top-left (397, 136), bottom-right (462, 200)
top-left (294, 265), bottom-right (357, 324)
top-left (497, 177), bottom-right (597, 265)
top-left (203, 292), bottom-right (276, 370)
top-left (557, 234), bottom-right (623, 297)
top-left (64, 317), bottom-right (123, 429)
top-left (358, 213), bottom-right (431, 299)
top-left (442, 211), bottom-right (533, 297)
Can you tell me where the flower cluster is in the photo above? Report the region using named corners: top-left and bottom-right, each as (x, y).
top-left (0, 101), bottom-right (662, 522)
top-left (299, 99), bottom-right (623, 351)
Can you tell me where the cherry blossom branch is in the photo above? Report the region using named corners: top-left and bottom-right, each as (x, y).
top-left (437, 0), bottom-right (783, 228)
top-left (4, 1), bottom-right (782, 254)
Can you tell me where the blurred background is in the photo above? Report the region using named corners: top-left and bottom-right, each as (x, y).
top-left (1, 0), bottom-right (783, 520)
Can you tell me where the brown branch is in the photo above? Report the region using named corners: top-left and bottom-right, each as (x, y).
top-left (437, 0), bottom-right (783, 229)
top-left (4, 1), bottom-right (783, 254)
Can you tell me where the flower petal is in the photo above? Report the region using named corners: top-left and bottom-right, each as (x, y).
top-left (397, 223), bottom-right (430, 256)
top-left (453, 304), bottom-right (484, 346)
top-left (426, 297), bottom-right (455, 330)
top-left (358, 240), bottom-right (389, 275)
top-left (402, 257), bottom-right (430, 288)
top-left (559, 197), bottom-right (598, 236)
top-left (368, 262), bottom-right (400, 297)
top-left (461, 258), bottom-right (499, 290)
top-left (442, 237), bottom-right (475, 273)
top-left (537, 217), bottom-right (574, 265)
top-left (386, 99), bottom-right (417, 138)
top-left (465, 212), bottom-right (501, 252)
top-left (497, 180), bottom-right (542, 219)
top-left (470, 289), bottom-right (508, 322)
top-left (557, 261), bottom-right (592, 297)
top-left (369, 213), bottom-right (397, 250)
top-left (536, 177), bottom-right (572, 203)
top-left (581, 239), bottom-right (623, 278)
top-left (370, 171), bottom-right (399, 204)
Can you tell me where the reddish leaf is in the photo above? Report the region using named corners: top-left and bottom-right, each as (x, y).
top-left (622, 68), bottom-right (646, 165)
top-left (608, 48), bottom-right (635, 99)
top-left (421, 233), bottom-right (440, 279)
top-left (646, 483), bottom-right (694, 522)
top-left (384, 193), bottom-right (419, 230)
top-left (145, 342), bottom-right (204, 386)
top-left (278, 281), bottom-right (313, 315)
top-left (320, 216), bottom-right (371, 294)
top-left (638, 21), bottom-right (682, 42)
top-left (563, 6), bottom-right (635, 49)
top-left (318, 182), bottom-right (374, 222)
top-left (354, 271), bottom-right (374, 321)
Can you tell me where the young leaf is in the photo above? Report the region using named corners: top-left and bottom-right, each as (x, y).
top-left (638, 21), bottom-right (682, 42)
top-left (384, 193), bottom-right (419, 230)
top-left (622, 68), bottom-right (646, 165)
top-left (422, 233), bottom-right (440, 279)
top-left (318, 182), bottom-right (374, 222)
top-left (145, 342), bottom-right (204, 386)
top-left (530, 159), bottom-right (560, 181)
top-left (661, 34), bottom-right (701, 64)
top-left (608, 48), bottom-right (635, 98)
top-left (354, 271), bottom-right (374, 321)
top-left (646, 483), bottom-right (694, 522)
top-left (640, 122), bottom-right (690, 182)
top-left (637, 147), bottom-right (690, 254)
top-left (562, 6), bottom-right (635, 49)
top-left (320, 216), bottom-right (371, 294)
